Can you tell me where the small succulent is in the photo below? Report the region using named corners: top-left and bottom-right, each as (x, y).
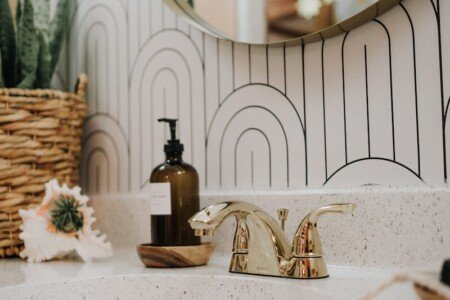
top-left (51, 194), bottom-right (84, 234)
top-left (0, 0), bottom-right (69, 89)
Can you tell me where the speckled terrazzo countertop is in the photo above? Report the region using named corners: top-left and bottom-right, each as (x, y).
top-left (2, 187), bottom-right (446, 299)
top-left (0, 247), bottom-right (417, 299)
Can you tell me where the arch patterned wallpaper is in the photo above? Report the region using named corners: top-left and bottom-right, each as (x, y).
top-left (58, 0), bottom-right (450, 194)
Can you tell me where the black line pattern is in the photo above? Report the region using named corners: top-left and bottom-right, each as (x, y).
top-left (218, 105), bottom-right (289, 187)
top-left (341, 32), bottom-right (350, 165)
top-left (234, 128), bottom-right (272, 188)
top-left (68, 0), bottom-right (450, 193)
top-left (436, 0), bottom-right (448, 181)
top-left (364, 45), bottom-right (371, 158)
top-left (399, 3), bottom-right (421, 177)
top-left (373, 19), bottom-right (395, 161)
top-left (301, 43), bottom-right (308, 186)
top-left (321, 40), bottom-right (328, 179)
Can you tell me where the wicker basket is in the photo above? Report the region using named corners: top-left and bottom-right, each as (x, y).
top-left (0, 75), bottom-right (88, 258)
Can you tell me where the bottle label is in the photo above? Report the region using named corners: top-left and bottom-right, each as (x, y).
top-left (149, 182), bottom-right (172, 215)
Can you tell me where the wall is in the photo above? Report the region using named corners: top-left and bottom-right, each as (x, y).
top-left (62, 0), bottom-right (450, 195)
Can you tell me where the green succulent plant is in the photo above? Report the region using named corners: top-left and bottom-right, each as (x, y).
top-left (0, 0), bottom-right (69, 89)
top-left (51, 194), bottom-right (84, 234)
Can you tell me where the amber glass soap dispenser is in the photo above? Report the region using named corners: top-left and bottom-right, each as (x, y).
top-left (149, 118), bottom-right (200, 246)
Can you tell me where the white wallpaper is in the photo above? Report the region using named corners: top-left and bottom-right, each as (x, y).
top-left (60, 0), bottom-right (450, 194)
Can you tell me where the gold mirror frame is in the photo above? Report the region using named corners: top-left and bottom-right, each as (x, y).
top-left (164, 0), bottom-right (401, 46)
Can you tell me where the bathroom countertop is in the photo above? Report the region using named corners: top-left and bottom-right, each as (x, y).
top-left (0, 247), bottom-right (418, 299)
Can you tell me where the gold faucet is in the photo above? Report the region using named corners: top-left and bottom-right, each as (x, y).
top-left (189, 201), bottom-right (355, 279)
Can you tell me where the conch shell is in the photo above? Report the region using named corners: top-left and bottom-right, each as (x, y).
top-left (19, 179), bottom-right (112, 262)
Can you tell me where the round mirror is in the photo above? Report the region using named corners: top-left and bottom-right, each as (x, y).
top-left (165, 0), bottom-right (399, 45)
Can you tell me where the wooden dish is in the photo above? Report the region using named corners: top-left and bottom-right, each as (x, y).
top-left (137, 243), bottom-right (215, 268)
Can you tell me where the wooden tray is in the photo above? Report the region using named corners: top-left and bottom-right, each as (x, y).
top-left (137, 243), bottom-right (215, 268)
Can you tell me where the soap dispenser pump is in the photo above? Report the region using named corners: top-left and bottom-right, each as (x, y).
top-left (149, 118), bottom-right (200, 246)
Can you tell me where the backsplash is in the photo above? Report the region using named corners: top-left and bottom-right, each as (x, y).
top-left (62, 0), bottom-right (450, 194)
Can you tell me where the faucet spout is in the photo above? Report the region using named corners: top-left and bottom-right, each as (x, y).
top-left (189, 201), bottom-right (292, 276)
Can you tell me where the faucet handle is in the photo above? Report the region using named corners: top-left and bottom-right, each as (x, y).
top-left (277, 208), bottom-right (289, 231)
top-left (292, 203), bottom-right (356, 257)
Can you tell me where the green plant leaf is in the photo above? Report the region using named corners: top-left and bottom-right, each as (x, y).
top-left (31, 0), bottom-right (51, 86)
top-left (16, 0), bottom-right (39, 89)
top-left (0, 0), bottom-right (17, 87)
top-left (36, 30), bottom-right (51, 88)
top-left (48, 0), bottom-right (69, 76)
top-left (31, 0), bottom-right (50, 36)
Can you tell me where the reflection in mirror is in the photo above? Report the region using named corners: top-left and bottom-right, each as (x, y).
top-left (170, 0), bottom-right (397, 45)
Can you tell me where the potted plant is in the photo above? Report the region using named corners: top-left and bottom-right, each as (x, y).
top-left (0, 0), bottom-right (88, 258)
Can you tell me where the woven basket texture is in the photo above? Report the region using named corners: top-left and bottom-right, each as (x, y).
top-left (0, 75), bottom-right (88, 257)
